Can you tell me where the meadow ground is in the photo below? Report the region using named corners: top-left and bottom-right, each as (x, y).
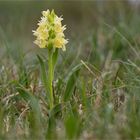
top-left (0, 1), bottom-right (140, 140)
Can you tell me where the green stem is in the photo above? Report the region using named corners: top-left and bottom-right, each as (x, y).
top-left (48, 49), bottom-right (54, 109)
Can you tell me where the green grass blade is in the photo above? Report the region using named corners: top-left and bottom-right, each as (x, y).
top-left (63, 63), bottom-right (83, 102)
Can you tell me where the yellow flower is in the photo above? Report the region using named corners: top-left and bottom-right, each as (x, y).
top-left (42, 10), bottom-right (50, 17)
top-left (54, 37), bottom-right (68, 51)
top-left (34, 39), bottom-right (47, 48)
top-left (33, 9), bottom-right (68, 51)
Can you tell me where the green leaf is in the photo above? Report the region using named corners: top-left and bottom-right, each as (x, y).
top-left (16, 84), bottom-right (41, 118)
top-left (37, 55), bottom-right (50, 103)
top-left (16, 84), bottom-right (43, 137)
top-left (65, 114), bottom-right (79, 139)
top-left (63, 63), bottom-right (83, 102)
top-left (46, 103), bottom-right (62, 139)
top-left (49, 103), bottom-right (62, 117)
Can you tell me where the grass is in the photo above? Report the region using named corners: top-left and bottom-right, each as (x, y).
top-left (0, 1), bottom-right (140, 140)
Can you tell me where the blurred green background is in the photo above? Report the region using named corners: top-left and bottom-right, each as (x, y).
top-left (0, 1), bottom-right (139, 55)
top-left (0, 1), bottom-right (140, 71)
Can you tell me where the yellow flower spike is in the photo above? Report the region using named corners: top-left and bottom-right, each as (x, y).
top-left (34, 10), bottom-right (69, 109)
top-left (33, 9), bottom-right (68, 51)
